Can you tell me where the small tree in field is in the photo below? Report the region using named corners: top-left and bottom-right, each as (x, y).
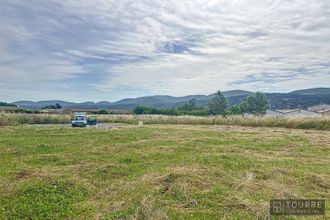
top-left (208, 91), bottom-right (228, 116)
top-left (244, 92), bottom-right (268, 115)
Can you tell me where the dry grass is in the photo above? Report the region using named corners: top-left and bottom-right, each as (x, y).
top-left (0, 113), bottom-right (71, 126)
top-left (1, 113), bottom-right (329, 130)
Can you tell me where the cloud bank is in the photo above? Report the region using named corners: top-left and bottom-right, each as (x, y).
top-left (1, 0), bottom-right (330, 101)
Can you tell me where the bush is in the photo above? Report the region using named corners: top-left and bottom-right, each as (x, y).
top-left (96, 109), bottom-right (112, 114)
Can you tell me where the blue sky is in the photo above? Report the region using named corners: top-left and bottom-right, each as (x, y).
top-left (1, 0), bottom-right (330, 102)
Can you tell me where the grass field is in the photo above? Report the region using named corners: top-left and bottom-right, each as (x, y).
top-left (0, 124), bottom-right (329, 219)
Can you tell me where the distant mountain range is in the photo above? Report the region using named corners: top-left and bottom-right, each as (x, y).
top-left (10, 88), bottom-right (330, 110)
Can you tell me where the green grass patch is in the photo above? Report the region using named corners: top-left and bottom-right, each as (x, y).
top-left (0, 124), bottom-right (329, 219)
top-left (0, 180), bottom-right (91, 219)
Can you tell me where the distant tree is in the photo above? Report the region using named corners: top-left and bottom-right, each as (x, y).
top-left (187, 109), bottom-right (210, 116)
top-left (239, 101), bottom-right (247, 114)
top-left (179, 98), bottom-right (198, 111)
top-left (229, 104), bottom-right (243, 115)
top-left (55, 103), bottom-right (62, 109)
top-left (0, 102), bottom-right (16, 107)
top-left (189, 98), bottom-right (197, 108)
top-left (161, 108), bottom-right (178, 115)
top-left (133, 106), bottom-right (146, 115)
top-left (244, 92), bottom-right (268, 115)
top-left (97, 109), bottom-right (109, 114)
top-left (42, 103), bottom-right (62, 109)
top-left (133, 105), bottom-right (180, 115)
top-left (208, 91), bottom-right (228, 116)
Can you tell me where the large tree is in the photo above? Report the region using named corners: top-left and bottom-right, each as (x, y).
top-left (244, 92), bottom-right (268, 115)
top-left (208, 91), bottom-right (228, 116)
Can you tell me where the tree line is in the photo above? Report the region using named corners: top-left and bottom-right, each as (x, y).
top-left (41, 103), bottom-right (62, 109)
top-left (133, 91), bottom-right (268, 116)
top-left (0, 102), bottom-right (17, 107)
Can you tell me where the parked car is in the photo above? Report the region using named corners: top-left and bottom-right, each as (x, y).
top-left (71, 112), bottom-right (87, 127)
top-left (87, 115), bottom-right (97, 125)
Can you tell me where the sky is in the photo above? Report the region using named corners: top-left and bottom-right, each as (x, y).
top-left (1, 0), bottom-right (330, 102)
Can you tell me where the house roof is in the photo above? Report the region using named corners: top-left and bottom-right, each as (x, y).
top-left (308, 104), bottom-right (330, 112)
top-left (274, 109), bottom-right (300, 114)
top-left (318, 109), bottom-right (330, 114)
top-left (274, 109), bottom-right (320, 114)
top-left (267, 110), bottom-right (284, 114)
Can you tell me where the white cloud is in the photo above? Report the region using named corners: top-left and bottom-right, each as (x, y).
top-left (0, 0), bottom-right (329, 101)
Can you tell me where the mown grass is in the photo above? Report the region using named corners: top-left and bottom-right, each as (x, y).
top-left (1, 113), bottom-right (330, 130)
top-left (0, 124), bottom-right (329, 219)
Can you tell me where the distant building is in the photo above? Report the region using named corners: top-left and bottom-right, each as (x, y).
top-left (277, 109), bottom-right (321, 117)
top-left (265, 109), bottom-right (322, 117)
top-left (266, 110), bottom-right (285, 117)
top-left (63, 109), bottom-right (73, 114)
top-left (307, 104), bottom-right (330, 117)
top-left (318, 109), bottom-right (330, 117)
top-left (243, 113), bottom-right (253, 117)
top-left (308, 104), bottom-right (330, 112)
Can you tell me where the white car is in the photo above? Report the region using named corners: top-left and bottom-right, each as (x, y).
top-left (71, 112), bottom-right (87, 127)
